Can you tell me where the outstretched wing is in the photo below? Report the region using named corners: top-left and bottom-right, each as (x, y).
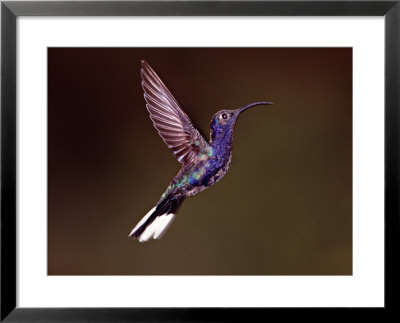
top-left (141, 60), bottom-right (210, 165)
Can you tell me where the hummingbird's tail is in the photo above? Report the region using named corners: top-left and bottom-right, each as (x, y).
top-left (129, 194), bottom-right (184, 242)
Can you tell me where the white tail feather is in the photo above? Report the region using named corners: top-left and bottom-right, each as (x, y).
top-left (129, 206), bottom-right (156, 237)
top-left (129, 205), bottom-right (176, 242)
top-left (154, 214), bottom-right (176, 239)
top-left (139, 213), bottom-right (176, 242)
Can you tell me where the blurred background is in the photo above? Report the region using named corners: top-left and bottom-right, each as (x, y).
top-left (48, 48), bottom-right (352, 275)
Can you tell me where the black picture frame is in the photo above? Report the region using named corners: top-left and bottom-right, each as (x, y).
top-left (1, 0), bottom-right (399, 321)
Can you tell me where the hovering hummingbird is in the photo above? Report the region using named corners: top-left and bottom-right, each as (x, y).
top-left (129, 60), bottom-right (273, 242)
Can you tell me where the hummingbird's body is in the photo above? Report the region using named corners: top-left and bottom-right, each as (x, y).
top-left (129, 61), bottom-right (272, 242)
top-left (162, 130), bottom-right (233, 198)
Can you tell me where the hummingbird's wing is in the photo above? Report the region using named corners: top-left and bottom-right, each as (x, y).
top-left (141, 60), bottom-right (210, 165)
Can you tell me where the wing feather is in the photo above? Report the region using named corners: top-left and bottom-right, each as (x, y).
top-left (141, 60), bottom-right (209, 165)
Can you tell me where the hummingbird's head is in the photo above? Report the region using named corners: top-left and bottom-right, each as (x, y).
top-left (210, 102), bottom-right (273, 144)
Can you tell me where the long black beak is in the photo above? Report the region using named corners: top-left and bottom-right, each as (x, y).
top-left (237, 101), bottom-right (273, 114)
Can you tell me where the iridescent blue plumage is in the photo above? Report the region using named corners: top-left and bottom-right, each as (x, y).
top-left (129, 61), bottom-right (273, 242)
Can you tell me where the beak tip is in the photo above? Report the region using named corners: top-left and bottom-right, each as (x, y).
top-left (238, 101), bottom-right (274, 113)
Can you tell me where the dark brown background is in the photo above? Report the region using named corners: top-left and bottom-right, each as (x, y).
top-left (48, 48), bottom-right (352, 275)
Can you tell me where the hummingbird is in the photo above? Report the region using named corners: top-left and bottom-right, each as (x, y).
top-left (129, 60), bottom-right (273, 242)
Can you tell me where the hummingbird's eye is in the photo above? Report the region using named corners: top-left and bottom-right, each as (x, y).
top-left (221, 113), bottom-right (228, 120)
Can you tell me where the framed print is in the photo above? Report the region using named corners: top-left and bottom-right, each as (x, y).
top-left (1, 0), bottom-right (399, 321)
